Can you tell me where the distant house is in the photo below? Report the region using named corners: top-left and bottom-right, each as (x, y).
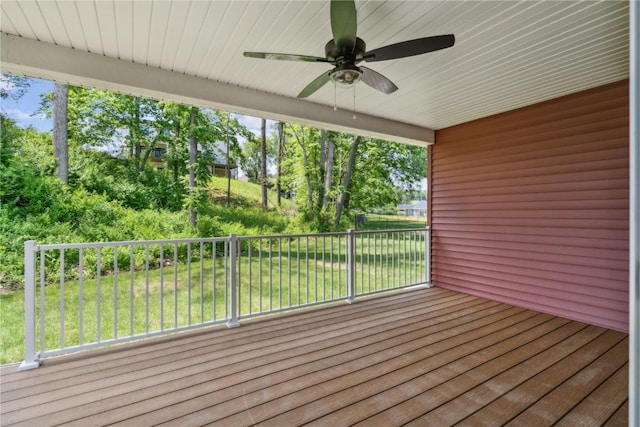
top-left (146, 141), bottom-right (238, 179)
top-left (397, 200), bottom-right (427, 217)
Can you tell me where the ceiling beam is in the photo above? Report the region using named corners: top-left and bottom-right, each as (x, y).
top-left (1, 33), bottom-right (434, 146)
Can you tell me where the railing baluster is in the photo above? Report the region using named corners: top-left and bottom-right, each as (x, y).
top-left (40, 247), bottom-right (45, 352)
top-left (114, 245), bottom-right (118, 340)
top-left (297, 237), bottom-right (300, 305)
top-left (338, 235), bottom-right (342, 297)
top-left (212, 242), bottom-right (216, 321)
top-left (425, 227), bottom-right (431, 286)
top-left (373, 233), bottom-right (377, 291)
top-left (330, 235), bottom-right (334, 300)
top-left (367, 233), bottom-right (371, 293)
top-left (409, 231), bottom-right (417, 283)
top-left (96, 246), bottom-right (102, 342)
top-left (279, 239), bottom-right (282, 309)
top-left (200, 242), bottom-right (204, 323)
top-left (224, 240), bottom-right (228, 319)
top-left (248, 239), bottom-right (252, 316)
top-left (238, 241), bottom-right (242, 316)
top-left (145, 245), bottom-right (150, 333)
top-left (269, 239), bottom-right (273, 311)
top-left (160, 245), bottom-right (164, 330)
top-left (187, 242), bottom-right (191, 326)
top-left (306, 236), bottom-right (309, 305)
top-left (288, 238), bottom-right (292, 307)
top-left (259, 239), bottom-right (263, 312)
top-left (322, 236), bottom-right (326, 301)
top-left (360, 233), bottom-right (364, 294)
top-left (346, 230), bottom-right (355, 304)
top-left (79, 248), bottom-right (84, 346)
top-left (227, 234), bottom-right (239, 328)
top-left (60, 249), bottom-right (65, 349)
top-left (379, 234), bottom-right (384, 289)
top-left (129, 245), bottom-right (134, 337)
top-left (174, 244), bottom-right (178, 328)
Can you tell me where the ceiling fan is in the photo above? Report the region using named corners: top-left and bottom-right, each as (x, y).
top-left (243, 0), bottom-right (455, 99)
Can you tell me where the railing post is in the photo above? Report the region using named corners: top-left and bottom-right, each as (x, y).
top-left (20, 240), bottom-right (40, 370)
top-left (226, 234), bottom-right (240, 328)
top-left (346, 229), bottom-right (356, 304)
top-left (424, 226), bottom-right (432, 288)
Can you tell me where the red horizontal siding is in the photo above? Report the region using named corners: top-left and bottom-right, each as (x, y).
top-left (431, 80), bottom-right (629, 332)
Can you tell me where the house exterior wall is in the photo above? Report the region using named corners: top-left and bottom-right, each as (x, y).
top-left (431, 80), bottom-right (629, 332)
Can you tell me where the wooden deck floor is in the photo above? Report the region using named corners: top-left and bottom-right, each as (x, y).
top-left (0, 287), bottom-right (629, 426)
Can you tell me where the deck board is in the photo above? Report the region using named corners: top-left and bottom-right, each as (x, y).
top-left (0, 287), bottom-right (629, 426)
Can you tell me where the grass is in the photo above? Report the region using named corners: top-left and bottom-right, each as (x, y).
top-left (358, 213), bottom-right (427, 231)
top-left (207, 177), bottom-right (296, 213)
top-left (0, 232), bottom-right (426, 364)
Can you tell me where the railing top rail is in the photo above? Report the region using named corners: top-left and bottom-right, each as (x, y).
top-left (29, 226), bottom-right (430, 250)
top-left (236, 231), bottom-right (348, 240)
top-left (34, 236), bottom-right (230, 250)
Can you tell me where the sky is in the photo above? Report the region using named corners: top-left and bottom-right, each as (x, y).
top-left (1, 76), bottom-right (54, 130)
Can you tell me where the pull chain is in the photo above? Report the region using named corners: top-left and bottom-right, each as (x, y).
top-left (334, 82), bottom-right (337, 111)
top-left (353, 85), bottom-right (356, 119)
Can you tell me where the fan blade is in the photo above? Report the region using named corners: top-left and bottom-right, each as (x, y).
top-left (330, 0), bottom-right (357, 52)
top-left (244, 52), bottom-right (329, 63)
top-left (360, 66), bottom-right (398, 94)
top-left (298, 71), bottom-right (332, 98)
top-left (364, 34), bottom-right (455, 62)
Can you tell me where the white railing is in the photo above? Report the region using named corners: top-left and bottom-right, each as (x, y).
top-left (20, 227), bottom-right (430, 370)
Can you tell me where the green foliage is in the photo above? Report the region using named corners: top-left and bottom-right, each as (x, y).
top-left (277, 124), bottom-right (427, 231)
top-left (0, 73), bottom-right (30, 100)
top-left (0, 116), bottom-right (298, 290)
top-left (1, 78), bottom-right (427, 288)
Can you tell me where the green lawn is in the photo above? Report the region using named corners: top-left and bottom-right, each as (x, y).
top-left (0, 232), bottom-right (426, 364)
top-left (358, 213), bottom-right (427, 230)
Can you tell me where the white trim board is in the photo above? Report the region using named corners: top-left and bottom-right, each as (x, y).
top-left (0, 33), bottom-right (434, 146)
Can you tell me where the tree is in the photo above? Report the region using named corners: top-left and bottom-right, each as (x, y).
top-left (321, 131), bottom-right (335, 223)
top-left (52, 82), bottom-right (69, 183)
top-left (334, 135), bottom-right (360, 227)
top-left (188, 108), bottom-right (198, 227)
top-left (276, 122), bottom-right (284, 206)
top-left (0, 73), bottom-right (30, 100)
top-left (286, 124), bottom-right (317, 216)
top-left (260, 118), bottom-right (268, 212)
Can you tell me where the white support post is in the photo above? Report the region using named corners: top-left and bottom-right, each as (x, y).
top-left (629, 0), bottom-right (639, 423)
top-left (425, 226), bottom-right (432, 288)
top-left (20, 240), bottom-right (40, 370)
top-left (346, 229), bottom-right (356, 304)
top-left (226, 234), bottom-right (240, 328)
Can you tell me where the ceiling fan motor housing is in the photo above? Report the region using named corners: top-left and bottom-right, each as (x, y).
top-left (324, 37), bottom-right (366, 63)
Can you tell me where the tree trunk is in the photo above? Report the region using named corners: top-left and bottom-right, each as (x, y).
top-left (276, 122), bottom-right (284, 206)
top-left (188, 108), bottom-right (198, 227)
top-left (133, 97), bottom-right (142, 171)
top-left (317, 129), bottom-right (327, 216)
top-left (335, 135), bottom-right (361, 227)
top-left (52, 82), bottom-right (69, 184)
top-left (322, 136), bottom-right (334, 214)
top-left (260, 118), bottom-right (268, 212)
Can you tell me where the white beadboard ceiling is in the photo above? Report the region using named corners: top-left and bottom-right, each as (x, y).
top-left (0, 0), bottom-right (630, 145)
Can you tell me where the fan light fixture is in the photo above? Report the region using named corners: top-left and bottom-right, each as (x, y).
top-left (331, 67), bottom-right (362, 87)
